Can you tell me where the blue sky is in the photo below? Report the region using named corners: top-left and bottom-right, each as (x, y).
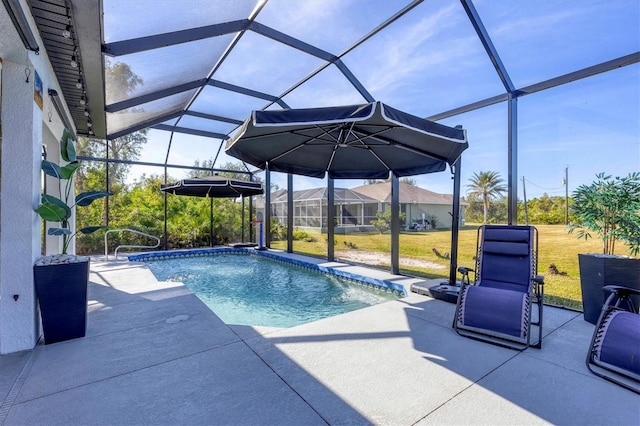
top-left (118, 0), bottom-right (639, 199)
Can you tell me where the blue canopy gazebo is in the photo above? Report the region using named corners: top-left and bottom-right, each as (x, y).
top-left (160, 175), bottom-right (263, 246)
top-left (226, 101), bottom-right (468, 281)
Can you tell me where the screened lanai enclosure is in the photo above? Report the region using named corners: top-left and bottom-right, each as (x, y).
top-left (23, 0), bottom-right (639, 308)
top-left (269, 187), bottom-right (379, 230)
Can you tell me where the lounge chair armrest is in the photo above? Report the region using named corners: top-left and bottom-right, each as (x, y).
top-left (603, 285), bottom-right (640, 297)
top-left (458, 266), bottom-right (474, 286)
top-left (533, 275), bottom-right (544, 286)
top-left (457, 266), bottom-right (474, 276)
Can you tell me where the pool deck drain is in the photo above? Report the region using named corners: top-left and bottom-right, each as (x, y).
top-left (1, 250), bottom-right (637, 425)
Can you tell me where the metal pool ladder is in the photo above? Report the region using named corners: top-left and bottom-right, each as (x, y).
top-left (104, 228), bottom-right (161, 260)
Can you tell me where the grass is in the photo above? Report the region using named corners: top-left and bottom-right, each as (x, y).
top-left (271, 224), bottom-right (635, 310)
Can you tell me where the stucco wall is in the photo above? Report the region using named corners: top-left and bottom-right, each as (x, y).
top-left (405, 204), bottom-right (465, 230)
top-left (0, 60), bottom-right (42, 353)
top-left (1, 1), bottom-right (74, 353)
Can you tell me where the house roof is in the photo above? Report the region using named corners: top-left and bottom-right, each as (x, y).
top-left (351, 182), bottom-right (467, 205)
top-left (266, 182), bottom-right (466, 206)
top-left (271, 187), bottom-right (377, 204)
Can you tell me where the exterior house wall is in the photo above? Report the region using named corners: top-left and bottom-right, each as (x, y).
top-left (0, 2), bottom-right (74, 353)
top-left (379, 203), bottom-right (465, 230)
top-left (0, 60), bottom-right (43, 353)
top-left (403, 203), bottom-right (465, 230)
top-left (269, 199), bottom-right (464, 231)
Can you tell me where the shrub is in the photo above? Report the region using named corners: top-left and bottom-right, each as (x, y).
top-left (568, 172), bottom-right (640, 256)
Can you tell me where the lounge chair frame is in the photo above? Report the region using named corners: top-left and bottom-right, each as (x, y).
top-left (453, 225), bottom-right (544, 350)
top-left (586, 285), bottom-right (640, 394)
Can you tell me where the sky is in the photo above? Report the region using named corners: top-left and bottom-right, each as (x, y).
top-left (112, 0), bottom-right (640, 200)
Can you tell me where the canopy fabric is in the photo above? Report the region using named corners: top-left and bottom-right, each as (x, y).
top-left (160, 175), bottom-right (263, 198)
top-left (225, 101), bottom-right (468, 179)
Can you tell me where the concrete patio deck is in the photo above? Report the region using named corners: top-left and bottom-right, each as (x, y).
top-left (1, 252), bottom-right (638, 425)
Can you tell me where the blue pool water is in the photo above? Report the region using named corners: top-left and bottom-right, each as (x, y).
top-left (145, 253), bottom-right (400, 328)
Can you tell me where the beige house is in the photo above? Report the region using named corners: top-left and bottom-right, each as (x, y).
top-left (266, 182), bottom-right (466, 232)
top-left (350, 182), bottom-right (467, 230)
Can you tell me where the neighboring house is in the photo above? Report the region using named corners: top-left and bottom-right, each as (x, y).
top-left (263, 182), bottom-right (466, 233)
top-left (267, 187), bottom-right (378, 233)
top-left (350, 182), bottom-right (467, 230)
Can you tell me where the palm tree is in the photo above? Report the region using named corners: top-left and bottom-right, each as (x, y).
top-left (466, 171), bottom-right (507, 223)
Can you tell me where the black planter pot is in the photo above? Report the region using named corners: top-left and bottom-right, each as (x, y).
top-left (578, 254), bottom-right (640, 324)
top-left (34, 259), bottom-right (89, 344)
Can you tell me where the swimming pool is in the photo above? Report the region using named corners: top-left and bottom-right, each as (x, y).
top-left (133, 249), bottom-right (404, 328)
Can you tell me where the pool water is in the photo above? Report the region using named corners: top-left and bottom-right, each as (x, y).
top-left (145, 254), bottom-right (400, 328)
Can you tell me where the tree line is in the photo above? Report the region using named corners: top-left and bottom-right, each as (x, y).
top-left (464, 170), bottom-right (574, 224)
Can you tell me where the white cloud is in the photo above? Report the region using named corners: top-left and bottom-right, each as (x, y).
top-left (487, 4), bottom-right (592, 42)
top-left (357, 4), bottom-right (460, 95)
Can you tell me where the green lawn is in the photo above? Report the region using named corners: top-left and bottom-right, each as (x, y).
top-left (271, 224), bottom-right (634, 310)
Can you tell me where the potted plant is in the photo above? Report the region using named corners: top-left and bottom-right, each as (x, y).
top-left (568, 172), bottom-right (640, 324)
top-left (33, 129), bottom-right (110, 344)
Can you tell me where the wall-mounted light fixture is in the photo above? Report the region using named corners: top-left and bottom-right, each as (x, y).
top-left (62, 23), bottom-right (72, 39)
top-left (2, 0), bottom-right (39, 53)
top-left (48, 89), bottom-right (76, 139)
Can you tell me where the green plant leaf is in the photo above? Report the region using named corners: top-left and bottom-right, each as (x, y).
top-left (78, 226), bottom-right (107, 234)
top-left (75, 191), bottom-right (111, 207)
top-left (40, 194), bottom-right (71, 218)
top-left (59, 161), bottom-right (80, 180)
top-left (41, 160), bottom-right (61, 179)
top-left (60, 129), bottom-right (76, 163)
top-left (47, 227), bottom-right (71, 236)
top-left (34, 203), bottom-right (68, 222)
top-left (41, 193), bottom-right (64, 205)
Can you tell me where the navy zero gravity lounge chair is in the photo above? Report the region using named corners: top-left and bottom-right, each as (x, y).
top-left (454, 225), bottom-right (544, 350)
top-left (586, 285), bottom-right (640, 394)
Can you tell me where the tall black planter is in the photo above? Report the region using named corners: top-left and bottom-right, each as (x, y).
top-left (578, 254), bottom-right (640, 324)
top-left (34, 259), bottom-right (89, 344)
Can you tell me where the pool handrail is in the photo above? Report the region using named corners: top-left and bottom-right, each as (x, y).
top-left (104, 228), bottom-right (161, 260)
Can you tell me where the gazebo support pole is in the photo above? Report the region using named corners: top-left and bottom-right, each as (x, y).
top-left (265, 167), bottom-right (271, 248)
top-left (287, 173), bottom-right (293, 253)
top-left (248, 196), bottom-right (254, 243)
top-left (327, 177), bottom-right (335, 262)
top-left (163, 167), bottom-right (168, 250)
top-left (241, 196), bottom-right (245, 243)
top-left (391, 174), bottom-right (400, 275)
top-left (448, 157), bottom-right (462, 285)
top-left (210, 197), bottom-right (214, 247)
